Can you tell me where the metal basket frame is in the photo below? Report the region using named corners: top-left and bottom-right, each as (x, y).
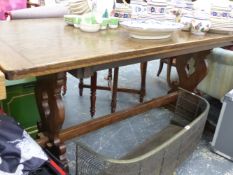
top-left (76, 90), bottom-right (210, 175)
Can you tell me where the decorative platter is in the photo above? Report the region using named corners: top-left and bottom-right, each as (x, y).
top-left (120, 19), bottom-right (184, 39)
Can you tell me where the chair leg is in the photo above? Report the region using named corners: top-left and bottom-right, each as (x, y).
top-left (108, 69), bottom-right (112, 80)
top-left (107, 69), bottom-right (112, 88)
top-left (79, 78), bottom-right (84, 96)
top-left (62, 73), bottom-right (67, 96)
top-left (90, 72), bottom-right (97, 117)
top-left (111, 67), bottom-right (119, 113)
top-left (167, 58), bottom-right (173, 87)
top-left (140, 62), bottom-right (147, 103)
top-left (157, 59), bottom-right (164, 77)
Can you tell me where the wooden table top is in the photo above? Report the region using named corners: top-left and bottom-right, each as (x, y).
top-left (0, 18), bottom-right (233, 80)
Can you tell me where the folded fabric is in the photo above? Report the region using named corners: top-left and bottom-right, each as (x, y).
top-left (9, 4), bottom-right (68, 19)
top-left (0, 115), bottom-right (48, 175)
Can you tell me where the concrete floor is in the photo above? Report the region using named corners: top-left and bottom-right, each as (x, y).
top-left (62, 60), bottom-right (233, 175)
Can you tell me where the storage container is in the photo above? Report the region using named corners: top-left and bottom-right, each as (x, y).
top-left (1, 78), bottom-right (40, 137)
top-left (211, 89), bottom-right (233, 161)
top-left (76, 90), bottom-right (209, 175)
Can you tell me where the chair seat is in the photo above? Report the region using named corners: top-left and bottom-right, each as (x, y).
top-left (197, 48), bottom-right (233, 100)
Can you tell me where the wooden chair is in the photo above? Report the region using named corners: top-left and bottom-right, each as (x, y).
top-left (157, 58), bottom-right (176, 87)
top-left (78, 62), bottom-right (148, 117)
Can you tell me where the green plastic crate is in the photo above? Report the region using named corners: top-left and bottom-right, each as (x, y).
top-left (1, 78), bottom-right (40, 137)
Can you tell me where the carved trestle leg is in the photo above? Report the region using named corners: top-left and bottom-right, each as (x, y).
top-left (171, 50), bottom-right (210, 92)
top-left (140, 62), bottom-right (148, 103)
top-left (35, 72), bottom-right (68, 168)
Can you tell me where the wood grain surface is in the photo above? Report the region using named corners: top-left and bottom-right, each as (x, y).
top-left (0, 18), bottom-right (233, 79)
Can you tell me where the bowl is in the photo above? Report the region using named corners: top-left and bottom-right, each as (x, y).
top-left (64, 15), bottom-right (79, 25)
top-left (73, 16), bottom-right (82, 28)
top-left (80, 23), bottom-right (100, 32)
top-left (108, 17), bottom-right (119, 29)
top-left (100, 18), bottom-right (109, 30)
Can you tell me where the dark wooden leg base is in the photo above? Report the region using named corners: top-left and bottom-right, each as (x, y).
top-left (36, 133), bottom-right (68, 170)
top-left (35, 72), bottom-right (68, 169)
top-left (170, 50), bottom-right (210, 92)
top-left (46, 138), bottom-right (68, 169)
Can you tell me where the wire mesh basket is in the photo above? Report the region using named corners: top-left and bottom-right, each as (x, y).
top-left (76, 90), bottom-right (209, 175)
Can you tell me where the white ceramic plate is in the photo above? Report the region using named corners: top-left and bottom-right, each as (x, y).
top-left (120, 19), bottom-right (184, 39)
top-left (211, 19), bottom-right (233, 23)
top-left (209, 27), bottom-right (233, 35)
top-left (211, 20), bottom-right (233, 28)
top-left (80, 23), bottom-right (100, 32)
top-left (211, 24), bottom-right (233, 28)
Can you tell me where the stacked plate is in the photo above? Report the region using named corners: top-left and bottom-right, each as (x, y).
top-left (120, 19), bottom-right (183, 39)
top-left (68, 0), bottom-right (92, 15)
top-left (209, 1), bottom-right (233, 34)
top-left (211, 2), bottom-right (231, 19)
top-left (210, 18), bottom-right (233, 34)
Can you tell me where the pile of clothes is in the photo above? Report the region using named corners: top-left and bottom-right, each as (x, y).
top-left (0, 115), bottom-right (66, 175)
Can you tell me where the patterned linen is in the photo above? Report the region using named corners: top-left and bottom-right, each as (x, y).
top-left (0, 116), bottom-right (48, 175)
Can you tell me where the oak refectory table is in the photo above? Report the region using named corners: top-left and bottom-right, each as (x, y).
top-left (0, 18), bottom-right (233, 168)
